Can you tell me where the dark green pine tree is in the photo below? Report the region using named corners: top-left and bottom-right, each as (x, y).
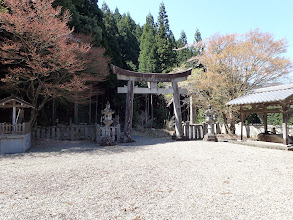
top-left (190, 28), bottom-right (203, 57)
top-left (53, 0), bottom-right (103, 45)
top-left (117, 13), bottom-right (140, 70)
top-left (176, 30), bottom-right (190, 66)
top-left (101, 3), bottom-right (123, 67)
top-left (138, 14), bottom-right (158, 73)
top-left (155, 2), bottom-right (175, 73)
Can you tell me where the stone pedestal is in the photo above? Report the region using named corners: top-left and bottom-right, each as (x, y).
top-left (203, 105), bottom-right (218, 142)
top-left (204, 133), bottom-right (218, 142)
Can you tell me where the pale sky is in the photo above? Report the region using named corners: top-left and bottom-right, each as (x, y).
top-left (99, 0), bottom-right (293, 76)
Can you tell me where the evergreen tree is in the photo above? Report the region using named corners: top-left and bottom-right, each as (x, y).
top-left (102, 3), bottom-right (123, 67)
top-left (53, 0), bottom-right (103, 45)
top-left (176, 30), bottom-right (190, 65)
top-left (155, 3), bottom-right (174, 73)
top-left (138, 14), bottom-right (158, 73)
top-left (117, 13), bottom-right (140, 70)
top-left (190, 28), bottom-right (203, 56)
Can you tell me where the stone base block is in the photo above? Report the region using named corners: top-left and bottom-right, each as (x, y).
top-left (204, 134), bottom-right (218, 142)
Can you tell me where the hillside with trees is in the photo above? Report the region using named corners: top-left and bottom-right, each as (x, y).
top-left (0, 0), bottom-right (291, 130)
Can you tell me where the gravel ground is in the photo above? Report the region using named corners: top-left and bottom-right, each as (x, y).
top-left (1, 136), bottom-right (293, 219)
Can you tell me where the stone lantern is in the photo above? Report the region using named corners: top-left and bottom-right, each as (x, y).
top-left (203, 104), bottom-right (218, 142)
top-left (102, 101), bottom-right (114, 127)
top-left (101, 101), bottom-right (115, 138)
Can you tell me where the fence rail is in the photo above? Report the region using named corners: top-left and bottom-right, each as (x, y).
top-left (32, 124), bottom-right (121, 143)
top-left (182, 122), bottom-right (221, 140)
top-left (0, 122), bottom-right (31, 135)
top-left (182, 122), bottom-right (205, 140)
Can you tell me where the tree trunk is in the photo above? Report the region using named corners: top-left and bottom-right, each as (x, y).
top-left (52, 99), bottom-right (56, 125)
top-left (222, 111), bottom-right (236, 134)
top-left (74, 102), bottom-right (78, 124)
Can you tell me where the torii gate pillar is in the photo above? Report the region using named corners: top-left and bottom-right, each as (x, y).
top-left (111, 65), bottom-right (191, 141)
top-left (172, 81), bottom-right (183, 137)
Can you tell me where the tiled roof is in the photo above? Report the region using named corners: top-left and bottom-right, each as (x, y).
top-left (226, 84), bottom-right (293, 106)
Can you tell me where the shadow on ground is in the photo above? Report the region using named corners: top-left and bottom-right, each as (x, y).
top-left (0, 136), bottom-right (175, 159)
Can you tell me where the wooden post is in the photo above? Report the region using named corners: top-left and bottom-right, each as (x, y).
top-left (172, 81), bottom-right (183, 138)
top-left (56, 127), bottom-right (60, 140)
top-left (74, 101), bottom-right (78, 124)
top-left (263, 113), bottom-right (268, 133)
top-left (116, 124), bottom-right (121, 142)
top-left (124, 80), bottom-right (134, 141)
top-left (240, 112), bottom-right (244, 141)
top-left (52, 126), bottom-right (55, 139)
top-left (189, 124), bottom-right (193, 139)
top-left (95, 124), bottom-right (100, 144)
top-left (70, 125), bottom-right (74, 141)
top-left (190, 95), bottom-right (196, 124)
top-left (283, 111), bottom-right (288, 145)
top-left (22, 123), bottom-right (26, 135)
top-left (184, 121), bottom-right (189, 139)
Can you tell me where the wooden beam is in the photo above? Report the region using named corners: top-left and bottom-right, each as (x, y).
top-left (172, 81), bottom-right (183, 138)
top-left (111, 64), bottom-right (192, 82)
top-left (241, 108), bottom-right (283, 114)
top-left (117, 86), bottom-right (187, 94)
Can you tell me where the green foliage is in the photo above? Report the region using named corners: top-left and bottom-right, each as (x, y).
top-left (138, 14), bottom-right (158, 73)
top-left (176, 30), bottom-right (190, 66)
top-left (155, 3), bottom-right (176, 72)
top-left (267, 113), bottom-right (293, 125)
top-left (245, 113), bottom-right (261, 124)
top-left (53, 0), bottom-right (103, 45)
top-left (0, 0), bottom-right (7, 12)
top-left (117, 13), bottom-right (140, 70)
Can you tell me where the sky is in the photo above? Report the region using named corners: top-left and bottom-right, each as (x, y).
top-left (98, 0), bottom-right (293, 74)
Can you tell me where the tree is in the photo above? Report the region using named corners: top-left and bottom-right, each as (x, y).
top-left (176, 30), bottom-right (190, 66)
top-left (155, 2), bottom-right (175, 73)
top-left (183, 29), bottom-right (292, 133)
top-left (0, 0), bottom-right (109, 125)
top-left (138, 14), bottom-right (158, 73)
top-left (117, 12), bottom-right (140, 70)
top-left (53, 0), bottom-right (104, 45)
top-left (102, 3), bottom-right (123, 67)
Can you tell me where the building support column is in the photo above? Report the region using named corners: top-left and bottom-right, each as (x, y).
top-left (12, 100), bottom-right (17, 125)
top-left (240, 112), bottom-right (244, 141)
top-left (283, 110), bottom-right (288, 145)
top-left (263, 113), bottom-right (268, 133)
top-left (172, 81), bottom-right (183, 138)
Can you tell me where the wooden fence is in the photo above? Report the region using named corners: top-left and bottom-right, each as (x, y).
top-left (0, 122), bottom-right (31, 135)
top-left (32, 124), bottom-right (121, 143)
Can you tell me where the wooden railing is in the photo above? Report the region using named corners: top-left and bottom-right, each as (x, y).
top-left (32, 124), bottom-right (121, 143)
top-left (0, 122), bottom-right (31, 135)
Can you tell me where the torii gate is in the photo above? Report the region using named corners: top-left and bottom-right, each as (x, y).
top-left (111, 64), bottom-right (192, 141)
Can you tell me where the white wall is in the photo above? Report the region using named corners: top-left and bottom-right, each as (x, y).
top-left (0, 133), bottom-right (31, 154)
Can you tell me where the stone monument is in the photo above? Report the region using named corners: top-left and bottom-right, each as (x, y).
top-left (203, 104), bottom-right (218, 142)
top-left (100, 101), bottom-right (116, 146)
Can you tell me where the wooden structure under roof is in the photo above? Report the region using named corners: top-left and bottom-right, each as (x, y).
top-left (226, 84), bottom-right (293, 145)
top-left (0, 95), bottom-right (34, 125)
